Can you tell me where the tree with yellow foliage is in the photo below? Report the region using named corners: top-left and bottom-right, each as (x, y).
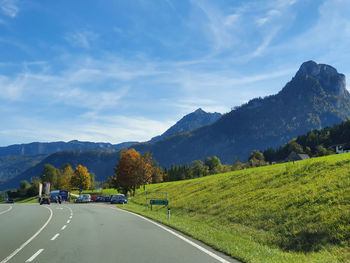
top-left (59, 163), bottom-right (74, 190)
top-left (71, 164), bottom-right (91, 190)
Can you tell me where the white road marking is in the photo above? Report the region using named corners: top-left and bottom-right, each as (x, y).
top-left (69, 215), bottom-right (72, 219)
top-left (0, 206), bottom-right (53, 263)
top-left (67, 220), bottom-right (70, 224)
top-left (61, 225), bottom-right (67, 230)
top-left (25, 249), bottom-right (44, 262)
top-left (50, 233), bottom-right (59, 241)
top-left (114, 207), bottom-right (231, 263)
top-left (0, 205), bottom-right (12, 215)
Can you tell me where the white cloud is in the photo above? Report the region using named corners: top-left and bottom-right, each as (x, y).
top-left (0, 0), bottom-right (18, 18)
top-left (65, 30), bottom-right (99, 49)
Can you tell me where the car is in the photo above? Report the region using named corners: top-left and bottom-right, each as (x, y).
top-left (95, 196), bottom-right (105, 202)
top-left (110, 194), bottom-right (128, 204)
top-left (74, 194), bottom-right (91, 203)
top-left (91, 195), bottom-right (104, 202)
top-left (104, 195), bottom-right (112, 202)
top-left (6, 198), bottom-right (14, 204)
top-left (40, 197), bottom-right (50, 205)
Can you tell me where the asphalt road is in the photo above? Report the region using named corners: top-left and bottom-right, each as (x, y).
top-left (0, 203), bottom-right (239, 263)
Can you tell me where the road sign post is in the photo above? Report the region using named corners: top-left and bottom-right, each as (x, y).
top-left (146, 192), bottom-right (169, 211)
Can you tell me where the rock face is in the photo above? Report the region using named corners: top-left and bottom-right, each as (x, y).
top-left (150, 108), bottom-right (222, 142)
top-left (135, 61), bottom-right (350, 166)
top-left (295, 60), bottom-right (347, 98)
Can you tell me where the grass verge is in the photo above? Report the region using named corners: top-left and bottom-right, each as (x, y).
top-left (121, 153), bottom-right (350, 263)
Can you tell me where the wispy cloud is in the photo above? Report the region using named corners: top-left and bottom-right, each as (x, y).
top-left (65, 30), bottom-right (99, 49)
top-left (0, 0), bottom-right (19, 18)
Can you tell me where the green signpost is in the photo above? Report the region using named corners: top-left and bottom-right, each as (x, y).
top-left (150, 199), bottom-right (168, 206)
top-left (146, 191), bottom-right (169, 211)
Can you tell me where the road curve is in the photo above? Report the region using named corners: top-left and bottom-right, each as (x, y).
top-left (0, 203), bottom-right (239, 263)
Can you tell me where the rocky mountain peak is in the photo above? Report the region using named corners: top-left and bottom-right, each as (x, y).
top-left (284, 61), bottom-right (348, 98)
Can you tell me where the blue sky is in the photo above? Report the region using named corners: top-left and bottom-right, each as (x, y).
top-left (1, 0), bottom-right (350, 146)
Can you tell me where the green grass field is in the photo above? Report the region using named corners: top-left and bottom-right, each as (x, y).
top-left (121, 153), bottom-right (350, 263)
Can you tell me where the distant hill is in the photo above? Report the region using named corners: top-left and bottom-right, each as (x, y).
top-left (0, 155), bottom-right (47, 183)
top-left (150, 108), bottom-right (222, 142)
top-left (0, 140), bottom-right (137, 157)
top-left (0, 150), bottom-right (118, 190)
top-left (0, 109), bottom-right (222, 190)
top-left (134, 61), bottom-right (350, 166)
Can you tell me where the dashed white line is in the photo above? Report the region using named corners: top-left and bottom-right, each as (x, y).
top-left (0, 206), bottom-right (53, 263)
top-left (0, 205), bottom-right (12, 215)
top-left (50, 233), bottom-right (60, 241)
top-left (25, 249), bottom-right (44, 262)
top-left (61, 225), bottom-right (67, 230)
top-left (69, 215), bottom-right (72, 219)
top-left (66, 220), bottom-right (70, 224)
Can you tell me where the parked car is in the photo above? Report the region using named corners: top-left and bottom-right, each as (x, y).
top-left (104, 195), bottom-right (112, 202)
top-left (95, 196), bottom-right (105, 202)
top-left (74, 194), bottom-right (91, 203)
top-left (110, 194), bottom-right (128, 204)
top-left (40, 197), bottom-right (50, 205)
top-left (91, 195), bottom-right (104, 202)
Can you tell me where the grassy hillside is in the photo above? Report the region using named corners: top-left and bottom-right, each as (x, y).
top-left (123, 153), bottom-right (350, 263)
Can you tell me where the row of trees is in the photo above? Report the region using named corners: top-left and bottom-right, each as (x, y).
top-left (7, 163), bottom-right (94, 198)
top-left (40, 163), bottom-right (95, 191)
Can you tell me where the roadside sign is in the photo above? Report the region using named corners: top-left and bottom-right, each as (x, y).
top-left (79, 189), bottom-right (82, 193)
top-left (39, 183), bottom-right (43, 197)
top-left (150, 199), bottom-right (168, 205)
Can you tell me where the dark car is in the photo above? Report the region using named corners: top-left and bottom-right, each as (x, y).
top-left (6, 199), bottom-right (14, 204)
top-left (40, 197), bottom-right (50, 205)
top-left (91, 195), bottom-right (104, 202)
top-left (104, 195), bottom-right (111, 202)
top-left (95, 196), bottom-right (105, 202)
top-left (110, 194), bottom-right (128, 204)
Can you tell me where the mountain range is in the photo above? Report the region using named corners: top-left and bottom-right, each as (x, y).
top-left (134, 61), bottom-right (350, 166)
top-left (1, 60), bottom-right (350, 190)
top-left (0, 109), bottom-right (221, 189)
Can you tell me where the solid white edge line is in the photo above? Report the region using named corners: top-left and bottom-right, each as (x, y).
top-left (25, 249), bottom-right (44, 262)
top-left (112, 207), bottom-right (231, 263)
top-left (0, 205), bottom-right (12, 215)
top-left (0, 206), bottom-right (53, 263)
top-left (61, 225), bottom-right (67, 230)
top-left (50, 233), bottom-right (59, 241)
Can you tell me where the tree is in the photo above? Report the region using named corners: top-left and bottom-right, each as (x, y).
top-left (40, 164), bottom-right (59, 189)
top-left (71, 165), bottom-right (91, 190)
top-left (18, 180), bottom-right (31, 197)
top-left (287, 142), bottom-right (304, 154)
top-left (191, 160), bottom-right (208, 178)
top-left (205, 156), bottom-right (222, 174)
top-left (152, 167), bottom-right (164, 184)
top-left (138, 152), bottom-right (154, 190)
top-left (248, 150), bottom-right (266, 167)
top-left (114, 149), bottom-right (154, 196)
top-left (27, 181), bottom-right (40, 197)
top-left (59, 164), bottom-right (74, 190)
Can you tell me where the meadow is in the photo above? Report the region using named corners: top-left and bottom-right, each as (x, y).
top-left (122, 153), bottom-right (350, 263)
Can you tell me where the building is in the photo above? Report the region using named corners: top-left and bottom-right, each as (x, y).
top-left (285, 152), bottom-right (310, 162)
top-left (335, 144), bottom-right (350, 154)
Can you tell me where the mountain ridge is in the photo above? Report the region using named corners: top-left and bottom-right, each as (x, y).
top-left (134, 61), bottom-right (350, 166)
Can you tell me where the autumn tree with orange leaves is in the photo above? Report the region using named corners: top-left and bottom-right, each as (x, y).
top-left (114, 149), bottom-right (154, 196)
top-left (70, 164), bottom-right (91, 190)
